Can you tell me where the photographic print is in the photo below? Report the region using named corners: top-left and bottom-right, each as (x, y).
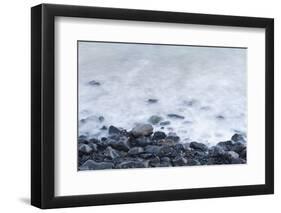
top-left (78, 41), bottom-right (247, 171)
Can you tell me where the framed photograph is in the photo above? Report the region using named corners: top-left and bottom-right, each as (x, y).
top-left (31, 3), bottom-right (274, 209)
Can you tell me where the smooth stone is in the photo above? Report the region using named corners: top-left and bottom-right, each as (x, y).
top-left (128, 147), bottom-right (144, 156)
top-left (160, 121), bottom-right (171, 126)
top-left (108, 137), bottom-right (130, 151)
top-left (152, 131), bottom-right (167, 141)
top-left (108, 125), bottom-right (121, 135)
top-left (167, 114), bottom-right (185, 119)
top-left (88, 80), bottom-right (101, 86)
top-left (82, 160), bottom-right (114, 170)
top-left (231, 133), bottom-right (246, 143)
top-left (104, 146), bottom-right (120, 159)
top-left (78, 144), bottom-right (93, 154)
top-left (172, 156), bottom-right (187, 166)
top-left (131, 124), bottom-right (153, 137)
top-left (144, 145), bottom-right (161, 156)
top-left (148, 115), bottom-right (163, 124)
top-left (190, 142), bottom-right (208, 152)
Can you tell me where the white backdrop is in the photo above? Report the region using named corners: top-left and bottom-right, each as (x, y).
top-left (0, 0), bottom-right (279, 212)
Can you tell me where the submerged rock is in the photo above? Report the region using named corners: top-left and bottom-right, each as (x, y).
top-left (88, 80), bottom-right (101, 86)
top-left (147, 99), bottom-right (158, 103)
top-left (131, 124), bottom-right (153, 137)
top-left (148, 115), bottom-right (163, 124)
top-left (159, 121), bottom-right (171, 126)
top-left (167, 114), bottom-right (185, 119)
top-left (216, 115), bottom-right (225, 120)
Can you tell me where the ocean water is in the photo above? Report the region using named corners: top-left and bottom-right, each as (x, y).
top-left (78, 42), bottom-right (247, 146)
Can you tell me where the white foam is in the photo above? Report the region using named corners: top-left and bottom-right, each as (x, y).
top-left (78, 42), bottom-right (247, 146)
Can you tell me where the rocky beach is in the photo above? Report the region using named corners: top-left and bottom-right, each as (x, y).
top-left (78, 123), bottom-right (246, 170)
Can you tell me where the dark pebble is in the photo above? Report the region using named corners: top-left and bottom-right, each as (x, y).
top-left (152, 131), bottom-right (167, 141)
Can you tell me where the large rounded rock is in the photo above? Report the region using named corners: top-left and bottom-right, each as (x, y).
top-left (190, 142), bottom-right (208, 152)
top-left (131, 124), bottom-right (153, 137)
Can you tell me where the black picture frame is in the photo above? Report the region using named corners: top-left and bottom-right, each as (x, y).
top-left (31, 3), bottom-right (274, 209)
